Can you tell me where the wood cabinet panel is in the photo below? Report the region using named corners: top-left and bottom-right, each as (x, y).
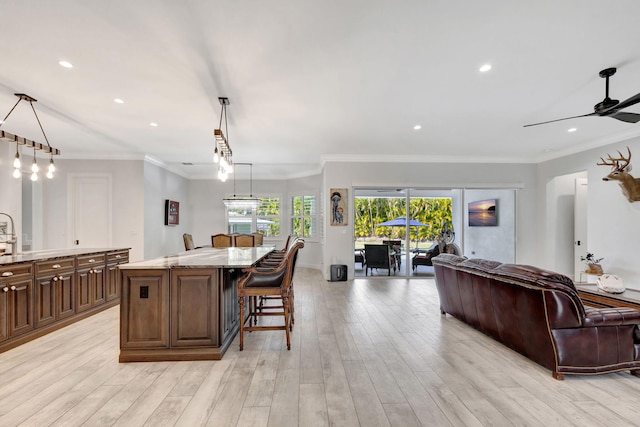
top-left (56, 274), bottom-right (75, 320)
top-left (120, 269), bottom-right (169, 349)
top-left (35, 275), bottom-right (56, 327)
top-left (221, 269), bottom-right (240, 343)
top-left (8, 277), bottom-right (34, 337)
top-left (76, 269), bottom-right (92, 313)
top-left (170, 269), bottom-right (219, 348)
top-left (0, 289), bottom-right (7, 342)
top-left (93, 268), bottom-right (105, 306)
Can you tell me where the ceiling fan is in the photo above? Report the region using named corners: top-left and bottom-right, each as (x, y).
top-left (524, 67), bottom-right (640, 127)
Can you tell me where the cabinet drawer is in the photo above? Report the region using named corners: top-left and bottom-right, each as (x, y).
top-left (76, 254), bottom-right (106, 268)
top-left (107, 250), bottom-right (129, 263)
top-left (35, 258), bottom-right (75, 275)
top-left (0, 262), bottom-right (33, 280)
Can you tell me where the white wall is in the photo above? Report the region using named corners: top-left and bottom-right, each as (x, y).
top-left (0, 143), bottom-right (23, 254)
top-left (544, 171), bottom-right (587, 276)
top-left (538, 137), bottom-right (640, 286)
top-left (463, 189), bottom-right (516, 264)
top-left (143, 161), bottom-right (191, 258)
top-left (188, 173), bottom-right (323, 269)
top-left (42, 158), bottom-right (145, 261)
top-left (323, 161), bottom-right (538, 280)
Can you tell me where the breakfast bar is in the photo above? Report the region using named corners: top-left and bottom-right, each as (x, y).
top-left (118, 246), bottom-right (273, 362)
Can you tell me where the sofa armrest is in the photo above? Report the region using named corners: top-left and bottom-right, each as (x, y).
top-left (582, 307), bottom-right (640, 327)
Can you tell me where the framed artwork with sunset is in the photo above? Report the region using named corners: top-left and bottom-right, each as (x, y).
top-left (468, 199), bottom-right (497, 226)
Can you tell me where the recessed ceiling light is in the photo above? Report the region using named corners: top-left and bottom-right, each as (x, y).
top-left (479, 64), bottom-right (492, 73)
top-left (114, 98), bottom-right (124, 104)
top-left (568, 127), bottom-right (577, 132)
top-left (150, 122), bottom-right (158, 127)
top-left (413, 125), bottom-right (422, 130)
top-left (58, 60), bottom-right (73, 68)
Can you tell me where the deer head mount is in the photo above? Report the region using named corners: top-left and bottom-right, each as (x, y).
top-left (597, 146), bottom-right (640, 202)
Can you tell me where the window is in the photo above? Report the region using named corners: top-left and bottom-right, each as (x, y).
top-left (291, 195), bottom-right (316, 238)
top-left (257, 197), bottom-right (280, 237)
top-left (227, 196), bottom-right (280, 237)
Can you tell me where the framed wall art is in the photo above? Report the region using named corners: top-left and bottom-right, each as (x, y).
top-left (468, 199), bottom-right (497, 226)
top-left (165, 199), bottom-right (180, 225)
top-left (330, 188), bottom-right (348, 226)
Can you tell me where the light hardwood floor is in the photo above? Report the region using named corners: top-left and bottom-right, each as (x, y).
top-left (2, 268), bottom-right (640, 426)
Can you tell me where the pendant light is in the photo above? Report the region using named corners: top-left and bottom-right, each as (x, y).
top-left (214, 97), bottom-right (234, 181)
top-left (223, 163), bottom-right (261, 209)
top-left (0, 93), bottom-right (60, 179)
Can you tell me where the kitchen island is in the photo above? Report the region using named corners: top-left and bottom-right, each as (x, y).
top-left (0, 247), bottom-right (130, 353)
top-left (118, 246), bottom-right (273, 362)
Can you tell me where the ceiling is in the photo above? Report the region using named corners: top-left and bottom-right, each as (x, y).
top-left (2, 0), bottom-right (640, 179)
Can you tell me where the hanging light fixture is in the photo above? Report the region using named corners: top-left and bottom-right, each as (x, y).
top-left (0, 93), bottom-right (60, 179)
top-left (223, 162), bottom-right (261, 209)
top-left (214, 97), bottom-right (234, 181)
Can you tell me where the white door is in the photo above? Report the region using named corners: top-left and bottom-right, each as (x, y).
top-left (574, 178), bottom-right (588, 280)
top-left (68, 174), bottom-right (112, 248)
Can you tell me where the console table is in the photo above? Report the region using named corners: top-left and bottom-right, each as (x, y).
top-left (575, 283), bottom-right (640, 310)
top-left (118, 246), bottom-right (273, 362)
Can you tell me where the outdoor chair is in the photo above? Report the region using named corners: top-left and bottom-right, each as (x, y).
top-left (364, 244), bottom-right (397, 276)
top-left (412, 242), bottom-right (440, 270)
top-left (354, 249), bottom-right (365, 268)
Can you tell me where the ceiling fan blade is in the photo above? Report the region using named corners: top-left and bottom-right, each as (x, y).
top-left (523, 112), bottom-right (596, 128)
top-left (611, 92), bottom-right (640, 111)
top-left (609, 111), bottom-right (640, 123)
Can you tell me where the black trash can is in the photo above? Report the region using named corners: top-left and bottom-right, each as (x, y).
top-left (330, 264), bottom-right (347, 282)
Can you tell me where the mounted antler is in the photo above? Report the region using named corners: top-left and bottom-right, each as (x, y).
top-left (597, 146), bottom-right (632, 171)
top-left (597, 146), bottom-right (640, 202)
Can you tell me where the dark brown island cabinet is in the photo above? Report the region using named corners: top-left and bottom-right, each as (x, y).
top-left (0, 248), bottom-right (129, 353)
top-left (118, 246), bottom-right (273, 362)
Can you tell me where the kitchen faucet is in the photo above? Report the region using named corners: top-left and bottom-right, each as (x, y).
top-left (0, 212), bottom-right (17, 255)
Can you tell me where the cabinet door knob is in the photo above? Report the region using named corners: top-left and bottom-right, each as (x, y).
top-left (10, 285), bottom-right (16, 291)
top-left (2, 287), bottom-right (7, 292)
top-left (115, 255), bottom-right (121, 259)
top-left (2, 271), bottom-right (13, 277)
top-left (89, 259), bottom-right (95, 263)
top-left (59, 275), bottom-right (65, 280)
top-left (53, 276), bottom-right (58, 281)
top-left (89, 269), bottom-right (94, 274)
top-left (52, 264), bottom-right (61, 269)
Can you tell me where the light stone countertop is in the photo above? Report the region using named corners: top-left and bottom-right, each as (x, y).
top-left (0, 247), bottom-right (129, 266)
top-left (118, 246), bottom-right (275, 269)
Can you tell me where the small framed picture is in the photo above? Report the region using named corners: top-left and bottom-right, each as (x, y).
top-left (330, 188), bottom-right (348, 226)
top-left (165, 200), bottom-right (179, 225)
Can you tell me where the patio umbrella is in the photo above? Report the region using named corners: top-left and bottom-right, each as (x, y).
top-left (376, 217), bottom-right (428, 227)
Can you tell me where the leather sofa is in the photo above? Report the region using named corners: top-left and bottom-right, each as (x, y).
top-left (432, 253), bottom-right (640, 380)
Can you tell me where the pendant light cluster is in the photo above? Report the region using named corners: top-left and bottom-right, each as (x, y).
top-left (213, 97), bottom-right (233, 181)
top-left (1, 93), bottom-right (59, 180)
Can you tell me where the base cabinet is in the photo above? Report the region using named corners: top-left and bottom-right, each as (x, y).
top-left (0, 249), bottom-right (129, 354)
top-left (120, 269), bottom-right (169, 349)
top-left (171, 269), bottom-right (219, 348)
top-left (7, 277), bottom-right (34, 338)
top-left (119, 267), bottom-right (239, 362)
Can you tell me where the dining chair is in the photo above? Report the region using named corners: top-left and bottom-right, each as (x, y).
top-left (234, 234), bottom-right (255, 247)
top-left (251, 232), bottom-right (264, 246)
top-left (183, 233), bottom-right (195, 251)
top-left (211, 233), bottom-right (233, 248)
